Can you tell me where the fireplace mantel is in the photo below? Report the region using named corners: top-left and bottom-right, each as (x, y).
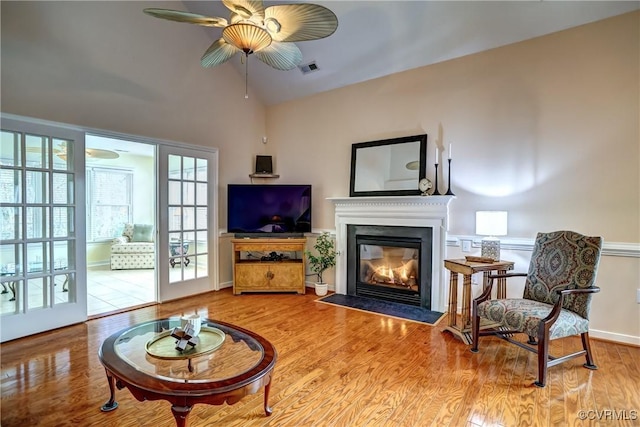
top-left (329, 196), bottom-right (454, 312)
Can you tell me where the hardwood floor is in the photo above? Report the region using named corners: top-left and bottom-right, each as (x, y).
top-left (1, 289), bottom-right (638, 426)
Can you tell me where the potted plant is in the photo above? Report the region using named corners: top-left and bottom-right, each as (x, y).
top-left (305, 232), bottom-right (337, 296)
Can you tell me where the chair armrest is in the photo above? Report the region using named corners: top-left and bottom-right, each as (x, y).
top-left (477, 272), bottom-right (526, 303)
top-left (541, 287), bottom-right (601, 326)
top-left (474, 282), bottom-right (494, 304)
top-left (556, 287), bottom-right (601, 296)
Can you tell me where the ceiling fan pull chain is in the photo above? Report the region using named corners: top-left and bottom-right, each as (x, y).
top-left (245, 53), bottom-right (249, 99)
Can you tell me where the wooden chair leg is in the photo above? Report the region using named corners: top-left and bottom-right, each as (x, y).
top-left (535, 325), bottom-right (549, 388)
top-left (581, 332), bottom-right (598, 370)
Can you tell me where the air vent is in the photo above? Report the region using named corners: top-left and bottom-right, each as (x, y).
top-left (299, 61), bottom-right (320, 75)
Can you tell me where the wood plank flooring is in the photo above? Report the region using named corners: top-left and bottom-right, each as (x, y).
top-left (1, 289), bottom-right (639, 426)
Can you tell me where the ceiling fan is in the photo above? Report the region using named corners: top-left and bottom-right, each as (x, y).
top-left (26, 146), bottom-right (119, 161)
top-left (144, 0), bottom-right (338, 96)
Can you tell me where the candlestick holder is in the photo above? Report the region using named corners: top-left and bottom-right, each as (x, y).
top-left (445, 158), bottom-right (455, 196)
top-left (432, 163), bottom-right (442, 195)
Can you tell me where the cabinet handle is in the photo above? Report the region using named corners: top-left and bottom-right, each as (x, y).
top-left (266, 271), bottom-right (274, 280)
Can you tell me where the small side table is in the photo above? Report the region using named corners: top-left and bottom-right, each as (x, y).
top-left (169, 241), bottom-right (191, 268)
top-left (443, 259), bottom-right (515, 344)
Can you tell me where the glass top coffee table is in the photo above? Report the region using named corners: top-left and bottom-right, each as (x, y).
top-left (98, 318), bottom-right (277, 427)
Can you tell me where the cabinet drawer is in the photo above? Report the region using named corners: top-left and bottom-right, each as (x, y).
top-left (268, 264), bottom-right (304, 288)
top-left (234, 263), bottom-right (304, 293)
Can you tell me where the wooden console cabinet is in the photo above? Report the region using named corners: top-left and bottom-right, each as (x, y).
top-left (231, 238), bottom-right (307, 295)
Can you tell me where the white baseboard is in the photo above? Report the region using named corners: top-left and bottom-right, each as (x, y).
top-left (590, 329), bottom-right (640, 346)
top-left (87, 261), bottom-right (110, 268)
top-left (219, 281), bottom-right (232, 289)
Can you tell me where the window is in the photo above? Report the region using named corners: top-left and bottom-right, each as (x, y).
top-left (86, 167), bottom-right (133, 241)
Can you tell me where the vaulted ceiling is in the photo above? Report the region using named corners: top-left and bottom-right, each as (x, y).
top-left (178, 1), bottom-right (639, 105)
top-left (2, 1), bottom-right (638, 108)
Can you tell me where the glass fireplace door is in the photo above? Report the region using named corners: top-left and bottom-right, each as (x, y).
top-left (356, 237), bottom-right (422, 306)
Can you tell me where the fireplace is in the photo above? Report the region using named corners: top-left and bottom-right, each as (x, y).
top-left (347, 225), bottom-right (432, 308)
top-left (330, 195), bottom-right (454, 313)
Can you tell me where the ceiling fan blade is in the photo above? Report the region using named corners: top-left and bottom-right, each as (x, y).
top-left (255, 41), bottom-right (302, 70)
top-left (201, 39), bottom-right (240, 68)
top-left (85, 149), bottom-right (119, 160)
top-left (143, 8), bottom-right (227, 27)
top-left (264, 4), bottom-right (338, 42)
top-left (222, 0), bottom-right (265, 19)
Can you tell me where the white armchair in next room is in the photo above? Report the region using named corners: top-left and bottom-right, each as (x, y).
top-left (110, 223), bottom-right (155, 270)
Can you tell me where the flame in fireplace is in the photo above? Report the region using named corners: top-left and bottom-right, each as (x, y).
top-left (370, 259), bottom-right (416, 287)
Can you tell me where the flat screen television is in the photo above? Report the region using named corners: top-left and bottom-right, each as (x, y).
top-left (227, 184), bottom-right (312, 237)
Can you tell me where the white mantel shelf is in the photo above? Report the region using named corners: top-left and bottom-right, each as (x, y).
top-left (329, 195), bottom-right (455, 313)
top-left (329, 195), bottom-right (454, 211)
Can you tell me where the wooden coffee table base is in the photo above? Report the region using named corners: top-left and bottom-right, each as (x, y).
top-left (98, 319), bottom-right (277, 427)
top-left (100, 368), bottom-right (274, 427)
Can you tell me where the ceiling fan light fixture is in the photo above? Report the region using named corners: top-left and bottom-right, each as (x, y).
top-left (264, 17), bottom-right (281, 34)
top-left (223, 23), bottom-right (272, 53)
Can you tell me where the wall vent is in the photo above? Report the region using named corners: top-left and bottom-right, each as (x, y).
top-left (299, 61), bottom-right (320, 75)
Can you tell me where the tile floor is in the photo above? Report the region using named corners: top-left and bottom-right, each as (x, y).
top-left (0, 266), bottom-right (156, 317)
top-left (87, 265), bottom-right (155, 316)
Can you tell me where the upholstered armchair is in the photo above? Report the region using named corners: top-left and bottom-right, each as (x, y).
top-left (110, 223), bottom-right (155, 270)
top-left (471, 230), bottom-right (603, 387)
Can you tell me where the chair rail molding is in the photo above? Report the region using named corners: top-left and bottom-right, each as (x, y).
top-left (447, 236), bottom-right (640, 258)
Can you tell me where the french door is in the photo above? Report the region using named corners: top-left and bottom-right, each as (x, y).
top-left (158, 145), bottom-right (218, 301)
top-left (0, 116), bottom-right (86, 342)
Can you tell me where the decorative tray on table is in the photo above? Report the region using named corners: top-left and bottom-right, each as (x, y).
top-left (465, 255), bottom-right (495, 263)
top-left (145, 326), bottom-right (226, 360)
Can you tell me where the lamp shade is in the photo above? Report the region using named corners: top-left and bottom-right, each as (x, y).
top-left (475, 211), bottom-right (508, 237)
top-left (222, 23), bottom-right (272, 54)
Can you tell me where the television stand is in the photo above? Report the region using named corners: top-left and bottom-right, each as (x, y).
top-left (234, 232), bottom-right (304, 239)
top-left (232, 238), bottom-right (307, 295)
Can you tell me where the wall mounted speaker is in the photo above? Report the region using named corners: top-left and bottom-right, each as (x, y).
top-left (255, 155), bottom-right (273, 174)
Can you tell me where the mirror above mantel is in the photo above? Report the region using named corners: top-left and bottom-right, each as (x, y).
top-left (349, 134), bottom-right (427, 197)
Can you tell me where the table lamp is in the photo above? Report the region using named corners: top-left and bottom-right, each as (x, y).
top-left (475, 211), bottom-right (508, 261)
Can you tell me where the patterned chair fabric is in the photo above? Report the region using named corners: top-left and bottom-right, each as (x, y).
top-left (471, 230), bottom-right (603, 387)
top-left (477, 298), bottom-right (589, 340)
top-left (110, 223), bottom-right (155, 270)
top-left (477, 231), bottom-right (602, 339)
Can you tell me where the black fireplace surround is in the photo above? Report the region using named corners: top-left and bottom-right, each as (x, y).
top-left (346, 225), bottom-right (433, 309)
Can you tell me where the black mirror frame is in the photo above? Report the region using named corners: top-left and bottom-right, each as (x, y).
top-left (349, 134), bottom-right (428, 197)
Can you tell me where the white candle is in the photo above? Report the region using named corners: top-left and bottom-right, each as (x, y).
top-left (435, 147), bottom-right (439, 163)
top-left (448, 143), bottom-right (452, 159)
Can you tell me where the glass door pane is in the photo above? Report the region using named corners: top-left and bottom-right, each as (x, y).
top-left (159, 146), bottom-right (217, 302)
top-left (1, 116), bottom-right (86, 343)
top-left (168, 155), bottom-right (204, 283)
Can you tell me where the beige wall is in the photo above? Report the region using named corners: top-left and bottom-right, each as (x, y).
top-left (267, 12), bottom-right (639, 241)
top-left (0, 1), bottom-right (268, 204)
top-left (266, 12), bottom-right (640, 343)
